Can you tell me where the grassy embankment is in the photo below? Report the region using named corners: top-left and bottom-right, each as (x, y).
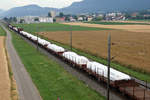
top-left (14, 23), bottom-right (150, 83)
top-left (0, 26), bottom-right (6, 36)
top-left (10, 27), bottom-right (106, 100)
top-left (85, 21), bottom-right (150, 25)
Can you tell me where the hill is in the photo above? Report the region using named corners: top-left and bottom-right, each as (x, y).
top-left (62, 0), bottom-right (150, 14)
top-left (0, 9), bottom-right (4, 14)
top-left (0, 5), bottom-right (58, 17)
top-left (1, 0), bottom-right (150, 17)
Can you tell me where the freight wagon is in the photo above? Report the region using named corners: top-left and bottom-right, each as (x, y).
top-left (8, 24), bottom-right (150, 100)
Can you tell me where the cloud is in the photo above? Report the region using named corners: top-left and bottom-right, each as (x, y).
top-left (1, 0), bottom-right (83, 10)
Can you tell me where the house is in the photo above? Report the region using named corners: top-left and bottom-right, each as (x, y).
top-left (87, 17), bottom-right (93, 21)
top-left (17, 16), bottom-right (35, 24)
top-left (78, 17), bottom-right (83, 21)
top-left (39, 17), bottom-right (53, 23)
top-left (17, 16), bottom-right (53, 24)
top-left (50, 11), bottom-right (56, 18)
top-left (55, 17), bottom-right (65, 22)
top-left (131, 12), bottom-right (139, 17)
top-left (70, 17), bottom-right (76, 22)
top-left (144, 14), bottom-right (150, 17)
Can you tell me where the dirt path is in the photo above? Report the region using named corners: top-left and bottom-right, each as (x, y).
top-left (0, 36), bottom-right (11, 100)
top-left (0, 23), bottom-right (42, 100)
top-left (63, 22), bottom-right (150, 33)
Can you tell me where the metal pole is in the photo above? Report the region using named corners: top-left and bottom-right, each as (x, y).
top-left (37, 32), bottom-right (39, 51)
top-left (107, 34), bottom-right (111, 100)
top-left (133, 85), bottom-right (135, 98)
top-left (146, 80), bottom-right (147, 89)
top-left (70, 26), bottom-right (72, 51)
top-left (144, 89), bottom-right (145, 100)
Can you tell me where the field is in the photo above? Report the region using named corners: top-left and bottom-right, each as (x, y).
top-left (13, 23), bottom-right (110, 33)
top-left (39, 30), bottom-right (150, 73)
top-left (14, 23), bottom-right (150, 83)
top-left (0, 36), bottom-right (11, 100)
top-left (63, 22), bottom-right (150, 33)
top-left (127, 19), bottom-right (150, 22)
top-left (10, 29), bottom-right (105, 100)
top-left (85, 21), bottom-right (150, 25)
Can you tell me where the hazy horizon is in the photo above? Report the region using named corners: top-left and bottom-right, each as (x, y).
top-left (0, 0), bottom-right (83, 10)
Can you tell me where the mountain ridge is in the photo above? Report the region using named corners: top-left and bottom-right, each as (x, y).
top-left (0, 4), bottom-right (58, 17)
top-left (0, 9), bottom-right (4, 14)
top-left (62, 0), bottom-right (150, 13)
top-left (1, 0), bottom-right (150, 17)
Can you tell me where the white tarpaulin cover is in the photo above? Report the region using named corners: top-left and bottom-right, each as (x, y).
top-left (63, 52), bottom-right (89, 65)
top-left (87, 62), bottom-right (131, 81)
top-left (21, 31), bottom-right (40, 41)
top-left (21, 31), bottom-right (50, 45)
top-left (19, 30), bottom-right (131, 82)
top-left (47, 44), bottom-right (65, 52)
top-left (13, 27), bottom-right (18, 31)
top-left (38, 39), bottom-right (51, 46)
top-left (9, 25), bottom-right (13, 28)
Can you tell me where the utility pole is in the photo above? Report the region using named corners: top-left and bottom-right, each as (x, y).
top-left (107, 34), bottom-right (111, 100)
top-left (37, 32), bottom-right (39, 51)
top-left (70, 26), bottom-right (72, 51)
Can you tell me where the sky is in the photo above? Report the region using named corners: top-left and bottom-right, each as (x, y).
top-left (0, 0), bottom-right (83, 10)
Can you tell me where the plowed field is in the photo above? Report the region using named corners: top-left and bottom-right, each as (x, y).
top-left (39, 30), bottom-right (150, 73)
top-left (63, 22), bottom-right (150, 33)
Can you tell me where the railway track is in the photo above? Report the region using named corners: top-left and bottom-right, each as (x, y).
top-left (8, 24), bottom-right (150, 100)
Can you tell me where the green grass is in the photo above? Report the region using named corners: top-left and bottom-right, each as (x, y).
top-left (13, 23), bottom-right (110, 33)
top-left (12, 23), bottom-right (150, 83)
top-left (10, 29), bottom-right (106, 100)
top-left (85, 21), bottom-right (150, 25)
top-left (0, 26), bottom-right (6, 36)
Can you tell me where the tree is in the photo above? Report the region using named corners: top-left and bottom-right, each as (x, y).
top-left (64, 14), bottom-right (71, 21)
top-left (59, 12), bottom-right (64, 18)
top-left (53, 18), bottom-right (56, 22)
top-left (3, 17), bottom-right (9, 22)
top-left (9, 17), bottom-right (13, 22)
top-left (92, 16), bottom-right (103, 21)
top-left (48, 12), bottom-right (52, 17)
top-left (34, 17), bottom-right (39, 22)
top-left (73, 15), bottom-right (78, 20)
top-left (125, 13), bottom-right (131, 19)
top-left (20, 19), bottom-right (25, 23)
top-left (13, 17), bottom-right (17, 23)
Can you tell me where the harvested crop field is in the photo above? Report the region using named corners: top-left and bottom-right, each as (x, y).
top-left (39, 30), bottom-right (150, 73)
top-left (0, 37), bottom-right (11, 100)
top-left (103, 20), bottom-right (150, 24)
top-left (63, 22), bottom-right (150, 33)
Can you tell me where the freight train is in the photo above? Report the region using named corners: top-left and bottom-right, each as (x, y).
top-left (8, 24), bottom-right (150, 100)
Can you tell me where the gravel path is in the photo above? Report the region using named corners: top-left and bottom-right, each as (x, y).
top-left (0, 23), bottom-right (42, 100)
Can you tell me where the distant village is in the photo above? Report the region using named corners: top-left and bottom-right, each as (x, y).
top-left (12, 11), bottom-right (127, 24)
top-left (3, 10), bottom-right (150, 24)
